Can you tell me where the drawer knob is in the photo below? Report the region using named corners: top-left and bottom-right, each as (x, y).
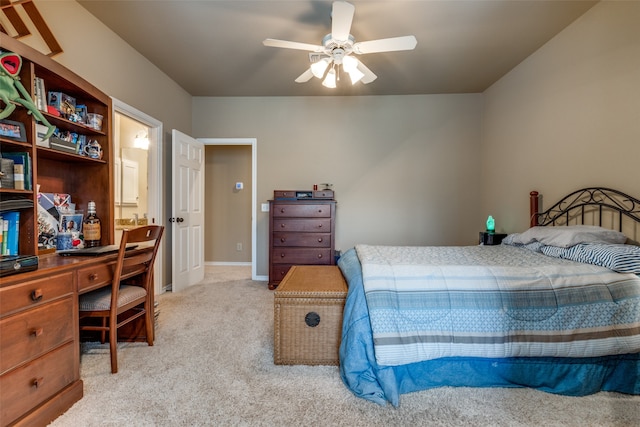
top-left (280, 223), bottom-right (286, 228)
top-left (31, 289), bottom-right (43, 302)
top-left (280, 208), bottom-right (285, 213)
top-left (31, 328), bottom-right (44, 337)
top-left (317, 238), bottom-right (323, 242)
top-left (32, 377), bottom-right (44, 388)
top-left (280, 253), bottom-right (285, 258)
top-left (89, 273), bottom-right (99, 281)
top-left (317, 254), bottom-right (323, 259)
top-left (280, 237), bottom-right (286, 242)
top-left (318, 223), bottom-right (323, 228)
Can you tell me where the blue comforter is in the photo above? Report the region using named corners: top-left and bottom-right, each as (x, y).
top-left (338, 247), bottom-right (640, 406)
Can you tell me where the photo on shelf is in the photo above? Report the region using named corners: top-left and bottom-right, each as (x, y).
top-left (0, 119), bottom-right (27, 142)
top-left (59, 213), bottom-right (83, 233)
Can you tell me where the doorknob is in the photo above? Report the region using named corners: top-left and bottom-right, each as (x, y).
top-left (177, 217), bottom-right (184, 223)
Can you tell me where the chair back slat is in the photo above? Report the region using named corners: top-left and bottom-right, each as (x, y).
top-left (110, 225), bottom-right (164, 309)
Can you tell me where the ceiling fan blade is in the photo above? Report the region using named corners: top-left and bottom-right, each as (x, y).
top-left (353, 35), bottom-right (417, 54)
top-left (295, 68), bottom-right (314, 83)
top-left (331, 1), bottom-right (355, 42)
top-left (263, 38), bottom-right (323, 52)
top-left (356, 60), bottom-right (377, 84)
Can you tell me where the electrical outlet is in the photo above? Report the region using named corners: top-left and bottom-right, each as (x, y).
top-left (261, 203), bottom-right (269, 212)
top-left (236, 243), bottom-right (242, 251)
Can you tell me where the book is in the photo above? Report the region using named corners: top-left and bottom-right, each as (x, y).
top-left (0, 216), bottom-right (3, 254)
top-left (0, 158), bottom-right (14, 189)
top-left (49, 138), bottom-right (78, 154)
top-left (2, 218), bottom-right (8, 255)
top-left (3, 211), bottom-right (20, 256)
top-left (1, 152), bottom-right (32, 190)
top-left (13, 163), bottom-right (24, 190)
top-left (34, 76), bottom-right (47, 112)
top-left (36, 124), bottom-right (51, 147)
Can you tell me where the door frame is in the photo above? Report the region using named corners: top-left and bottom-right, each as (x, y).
top-left (112, 98), bottom-right (164, 294)
top-left (199, 138), bottom-right (258, 281)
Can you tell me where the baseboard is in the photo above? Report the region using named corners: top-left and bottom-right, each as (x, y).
top-left (205, 261), bottom-right (252, 266)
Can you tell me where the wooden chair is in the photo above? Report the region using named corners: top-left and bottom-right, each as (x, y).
top-left (79, 225), bottom-right (164, 373)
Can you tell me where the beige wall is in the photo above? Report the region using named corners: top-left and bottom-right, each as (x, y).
top-left (193, 95), bottom-right (484, 276)
top-left (17, 0), bottom-right (194, 288)
top-left (15, 0), bottom-right (639, 284)
top-left (204, 145), bottom-right (252, 263)
top-left (481, 1), bottom-right (640, 234)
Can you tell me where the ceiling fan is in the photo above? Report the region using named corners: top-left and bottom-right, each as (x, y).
top-left (263, 1), bottom-right (417, 88)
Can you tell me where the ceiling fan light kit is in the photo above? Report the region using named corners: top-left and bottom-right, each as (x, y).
top-left (322, 67), bottom-right (337, 88)
top-left (263, 1), bottom-right (417, 89)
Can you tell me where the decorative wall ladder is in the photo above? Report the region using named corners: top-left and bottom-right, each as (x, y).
top-left (0, 0), bottom-right (62, 56)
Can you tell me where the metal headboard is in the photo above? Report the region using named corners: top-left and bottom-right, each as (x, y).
top-left (530, 188), bottom-right (640, 240)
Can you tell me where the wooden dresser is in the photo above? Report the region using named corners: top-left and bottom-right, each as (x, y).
top-left (0, 259), bottom-right (82, 427)
top-left (268, 190), bottom-right (336, 290)
top-left (0, 251), bottom-right (152, 426)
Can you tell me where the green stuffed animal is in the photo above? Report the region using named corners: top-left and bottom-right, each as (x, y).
top-left (0, 51), bottom-right (56, 140)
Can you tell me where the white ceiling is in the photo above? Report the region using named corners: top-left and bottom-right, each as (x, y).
top-left (77, 0), bottom-right (598, 97)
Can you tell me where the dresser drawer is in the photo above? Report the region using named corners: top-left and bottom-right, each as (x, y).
top-left (313, 190), bottom-right (334, 199)
top-left (273, 191), bottom-right (296, 199)
top-left (1, 297), bottom-right (75, 374)
top-left (272, 248), bottom-right (332, 265)
top-left (272, 204), bottom-right (332, 218)
top-left (0, 272), bottom-right (74, 317)
top-left (272, 232), bottom-right (331, 247)
top-left (273, 219), bottom-right (331, 233)
top-left (77, 261), bottom-right (114, 293)
top-left (0, 341), bottom-right (76, 427)
top-left (271, 264), bottom-right (294, 284)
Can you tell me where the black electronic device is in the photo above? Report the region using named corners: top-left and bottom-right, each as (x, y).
top-left (0, 255), bottom-right (39, 277)
top-left (57, 243), bottom-right (138, 256)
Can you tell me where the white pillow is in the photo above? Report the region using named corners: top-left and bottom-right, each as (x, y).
top-left (505, 225), bottom-right (627, 248)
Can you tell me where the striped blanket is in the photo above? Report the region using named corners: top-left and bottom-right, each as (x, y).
top-left (356, 244), bottom-right (640, 367)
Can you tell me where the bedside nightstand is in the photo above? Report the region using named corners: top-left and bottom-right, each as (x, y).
top-left (479, 232), bottom-right (507, 245)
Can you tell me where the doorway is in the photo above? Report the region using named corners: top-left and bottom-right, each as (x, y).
top-left (112, 98), bottom-right (164, 294)
top-left (199, 138), bottom-right (258, 281)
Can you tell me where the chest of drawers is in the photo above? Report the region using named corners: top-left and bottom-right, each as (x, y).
top-left (269, 197), bottom-right (336, 290)
top-left (0, 268), bottom-right (82, 427)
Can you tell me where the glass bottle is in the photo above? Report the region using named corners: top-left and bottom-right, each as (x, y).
top-left (84, 201), bottom-right (101, 247)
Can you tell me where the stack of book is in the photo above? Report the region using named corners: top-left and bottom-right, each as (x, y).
top-left (0, 211), bottom-right (20, 256)
top-left (0, 152), bottom-right (32, 190)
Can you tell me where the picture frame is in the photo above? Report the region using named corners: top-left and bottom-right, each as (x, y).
top-left (0, 119), bottom-right (27, 142)
top-left (59, 213), bottom-right (83, 233)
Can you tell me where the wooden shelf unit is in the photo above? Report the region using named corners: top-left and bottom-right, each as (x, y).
top-left (0, 36), bottom-right (114, 255)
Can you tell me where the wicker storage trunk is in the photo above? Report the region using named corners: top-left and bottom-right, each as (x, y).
top-left (274, 266), bottom-right (347, 365)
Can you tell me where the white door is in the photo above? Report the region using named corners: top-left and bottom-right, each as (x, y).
top-left (171, 130), bottom-right (205, 291)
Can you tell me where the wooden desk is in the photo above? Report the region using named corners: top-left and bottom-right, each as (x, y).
top-left (0, 251), bottom-right (154, 427)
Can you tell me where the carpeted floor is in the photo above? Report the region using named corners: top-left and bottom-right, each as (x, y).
top-left (50, 266), bottom-right (640, 426)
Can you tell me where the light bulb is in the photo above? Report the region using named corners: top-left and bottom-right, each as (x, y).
top-left (347, 67), bottom-right (365, 85)
top-left (342, 55), bottom-right (358, 72)
top-left (322, 68), bottom-right (337, 88)
top-left (134, 133), bottom-right (150, 150)
top-left (311, 58), bottom-right (330, 79)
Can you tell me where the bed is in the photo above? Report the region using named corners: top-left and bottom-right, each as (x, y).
top-left (338, 187), bottom-right (640, 406)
